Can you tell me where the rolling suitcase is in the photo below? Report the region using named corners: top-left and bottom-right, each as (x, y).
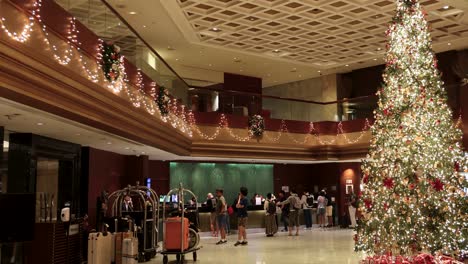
top-left (87, 232), bottom-right (112, 264)
top-left (122, 235), bottom-right (138, 264)
top-left (164, 217), bottom-right (189, 251)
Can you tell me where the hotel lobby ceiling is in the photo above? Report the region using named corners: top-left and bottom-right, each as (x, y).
top-left (59, 0), bottom-right (468, 86)
top-left (168, 0), bottom-right (468, 68)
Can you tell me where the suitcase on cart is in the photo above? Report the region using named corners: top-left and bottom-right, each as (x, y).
top-left (88, 232), bottom-right (113, 264)
top-left (164, 217), bottom-right (189, 251)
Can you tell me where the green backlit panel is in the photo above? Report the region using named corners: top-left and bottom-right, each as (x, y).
top-left (169, 163), bottom-right (274, 204)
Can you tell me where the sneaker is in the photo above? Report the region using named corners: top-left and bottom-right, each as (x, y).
top-left (241, 241), bottom-right (248, 245)
top-left (234, 241), bottom-right (242, 246)
top-left (216, 240), bottom-right (227, 245)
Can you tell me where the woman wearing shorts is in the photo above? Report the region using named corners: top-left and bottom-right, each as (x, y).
top-left (317, 191), bottom-right (327, 228)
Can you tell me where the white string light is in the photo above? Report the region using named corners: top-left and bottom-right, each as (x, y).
top-left (0, 0), bottom-right (41, 43)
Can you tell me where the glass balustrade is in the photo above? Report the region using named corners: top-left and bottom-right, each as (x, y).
top-left (187, 87), bottom-right (378, 122)
top-left (55, 0), bottom-right (190, 105)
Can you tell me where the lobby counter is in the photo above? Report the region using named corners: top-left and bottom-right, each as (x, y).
top-left (198, 208), bottom-right (318, 232)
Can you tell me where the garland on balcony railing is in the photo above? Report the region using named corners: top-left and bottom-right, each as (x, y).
top-left (157, 86), bottom-right (170, 116)
top-left (99, 42), bottom-right (122, 83)
top-left (248, 115), bottom-right (265, 137)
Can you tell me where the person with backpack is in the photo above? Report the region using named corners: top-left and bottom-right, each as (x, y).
top-left (317, 190), bottom-right (327, 228)
top-left (206, 193), bottom-right (218, 237)
top-left (264, 193), bottom-right (278, 237)
top-left (277, 189), bottom-right (301, 236)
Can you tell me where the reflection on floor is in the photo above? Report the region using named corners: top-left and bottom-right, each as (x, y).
top-left (152, 227), bottom-right (365, 264)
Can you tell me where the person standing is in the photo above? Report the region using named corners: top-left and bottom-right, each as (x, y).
top-left (278, 189), bottom-right (301, 236)
top-left (301, 191), bottom-right (312, 229)
top-left (234, 187), bottom-right (249, 246)
top-left (348, 190), bottom-right (357, 228)
top-left (264, 193), bottom-right (278, 237)
top-left (324, 191), bottom-right (333, 227)
top-left (317, 191), bottom-right (327, 228)
top-left (215, 188), bottom-right (228, 245)
top-left (277, 191), bottom-right (289, 232)
top-left (206, 193), bottom-right (218, 237)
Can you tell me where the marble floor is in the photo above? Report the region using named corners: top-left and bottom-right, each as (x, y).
top-left (151, 227), bottom-right (365, 264)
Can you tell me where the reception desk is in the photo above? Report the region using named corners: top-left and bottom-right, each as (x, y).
top-left (198, 208), bottom-right (318, 232)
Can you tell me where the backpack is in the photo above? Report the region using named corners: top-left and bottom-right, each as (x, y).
top-left (207, 198), bottom-right (217, 212)
top-left (227, 206), bottom-right (234, 216)
top-left (292, 195), bottom-right (301, 210)
top-left (267, 201), bottom-right (276, 214)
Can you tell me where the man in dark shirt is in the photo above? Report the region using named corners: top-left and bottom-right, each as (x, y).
top-left (234, 187), bottom-right (249, 246)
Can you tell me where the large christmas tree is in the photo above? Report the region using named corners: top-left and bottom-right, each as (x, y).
top-left (355, 0), bottom-right (468, 258)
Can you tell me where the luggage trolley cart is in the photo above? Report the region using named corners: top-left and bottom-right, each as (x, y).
top-left (161, 183), bottom-right (201, 264)
top-left (107, 182), bottom-right (160, 262)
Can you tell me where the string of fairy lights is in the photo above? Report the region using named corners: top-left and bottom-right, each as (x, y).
top-left (187, 112), bottom-right (374, 144)
top-left (2, 0), bottom-right (462, 146)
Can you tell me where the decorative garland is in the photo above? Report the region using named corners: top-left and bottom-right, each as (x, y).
top-left (157, 86), bottom-right (170, 116)
top-left (248, 115), bottom-right (265, 137)
top-left (100, 41), bottom-right (122, 82)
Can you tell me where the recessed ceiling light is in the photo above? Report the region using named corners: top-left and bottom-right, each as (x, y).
top-left (211, 27), bottom-right (220, 31)
top-left (317, 70), bottom-right (321, 73)
top-left (175, 58), bottom-right (179, 61)
top-left (37, 122), bottom-right (44, 126)
top-left (447, 42), bottom-right (451, 46)
top-left (125, 147), bottom-right (130, 150)
top-left (345, 64), bottom-right (349, 67)
top-left (129, 11), bottom-right (137, 15)
top-left (107, 142), bottom-right (112, 145)
top-left (377, 48), bottom-right (382, 51)
top-left (143, 25), bottom-right (146, 28)
top-left (141, 151), bottom-right (146, 154)
top-left (373, 58), bottom-right (377, 61)
top-left (273, 49), bottom-right (280, 53)
top-left (443, 5), bottom-right (450, 10)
